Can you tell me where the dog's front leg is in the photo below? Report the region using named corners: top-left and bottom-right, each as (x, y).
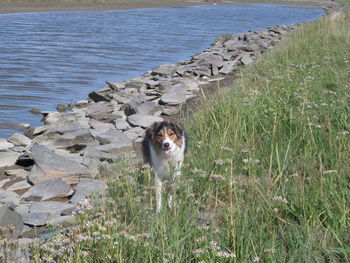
top-left (155, 174), bottom-right (163, 213)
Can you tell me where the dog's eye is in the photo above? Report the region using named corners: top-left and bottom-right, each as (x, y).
top-left (156, 133), bottom-right (162, 137)
top-left (168, 133), bottom-right (175, 136)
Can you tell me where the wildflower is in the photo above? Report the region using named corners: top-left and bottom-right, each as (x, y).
top-left (264, 248), bottom-right (276, 254)
top-left (210, 174), bottom-right (225, 181)
top-left (220, 146), bottom-right (233, 152)
top-left (193, 248), bottom-right (206, 256)
top-left (339, 130), bottom-right (349, 135)
top-left (273, 196), bottom-right (289, 204)
top-left (81, 251), bottom-right (89, 257)
top-left (253, 256), bottom-right (260, 262)
top-left (195, 236), bottom-right (206, 243)
top-left (138, 233), bottom-right (151, 239)
top-left (214, 159), bottom-right (224, 166)
top-left (209, 240), bottom-right (221, 251)
top-left (216, 251), bottom-right (236, 258)
top-left (243, 158), bottom-right (260, 164)
top-left (196, 141), bottom-right (204, 148)
top-left (197, 225), bottom-right (210, 231)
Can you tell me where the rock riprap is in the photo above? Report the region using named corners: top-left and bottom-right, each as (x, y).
top-left (0, 24), bottom-right (299, 240)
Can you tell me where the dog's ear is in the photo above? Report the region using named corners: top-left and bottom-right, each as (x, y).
top-left (174, 123), bottom-right (184, 137)
top-left (145, 122), bottom-right (157, 141)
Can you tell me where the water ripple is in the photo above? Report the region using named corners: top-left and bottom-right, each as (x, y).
top-left (0, 4), bottom-right (323, 137)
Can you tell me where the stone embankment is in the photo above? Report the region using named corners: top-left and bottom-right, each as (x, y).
top-left (0, 23), bottom-right (300, 244)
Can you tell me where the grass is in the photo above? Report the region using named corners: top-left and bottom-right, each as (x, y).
top-left (1, 8), bottom-right (349, 263)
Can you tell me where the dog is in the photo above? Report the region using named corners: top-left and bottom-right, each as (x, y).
top-left (142, 121), bottom-right (187, 213)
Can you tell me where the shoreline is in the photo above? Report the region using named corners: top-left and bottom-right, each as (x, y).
top-left (0, 0), bottom-right (323, 15)
top-left (0, 0), bottom-right (346, 260)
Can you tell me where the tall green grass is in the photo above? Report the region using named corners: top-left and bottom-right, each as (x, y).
top-left (28, 12), bottom-right (350, 263)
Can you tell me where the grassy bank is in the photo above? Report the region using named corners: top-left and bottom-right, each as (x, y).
top-left (21, 9), bottom-right (350, 263)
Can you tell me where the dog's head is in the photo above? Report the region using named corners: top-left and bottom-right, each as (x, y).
top-left (145, 121), bottom-right (184, 156)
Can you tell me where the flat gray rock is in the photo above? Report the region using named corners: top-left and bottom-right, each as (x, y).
top-left (15, 203), bottom-right (31, 214)
top-left (53, 129), bottom-right (93, 147)
top-left (89, 119), bottom-right (116, 131)
top-left (127, 114), bottom-right (163, 128)
top-left (8, 133), bottom-right (32, 147)
top-left (91, 128), bottom-right (131, 145)
top-left (42, 112), bottom-right (78, 125)
top-left (0, 203), bottom-right (24, 238)
top-left (219, 61), bottom-right (238, 74)
top-left (93, 142), bottom-right (133, 154)
top-left (152, 64), bottom-right (177, 77)
top-left (160, 83), bottom-right (188, 105)
top-left (82, 146), bottom-right (115, 160)
top-left (172, 77), bottom-right (199, 92)
top-left (5, 169), bottom-right (29, 179)
top-left (88, 91), bottom-right (111, 102)
top-left (28, 144), bottom-right (90, 185)
top-left (135, 101), bottom-right (163, 116)
top-left (22, 178), bottom-right (73, 201)
top-left (86, 101), bottom-right (114, 121)
top-left (114, 119), bottom-right (131, 131)
top-left (124, 126), bottom-right (145, 141)
top-left (0, 151), bottom-right (20, 168)
top-left (0, 138), bottom-right (14, 151)
top-left (21, 212), bottom-right (50, 227)
top-left (6, 180), bottom-right (31, 192)
top-left (29, 201), bottom-right (76, 216)
top-left (192, 66), bottom-right (211, 77)
top-left (0, 190), bottom-right (21, 206)
top-left (49, 215), bottom-right (76, 226)
top-left (240, 55), bottom-right (254, 65)
top-left (162, 106), bottom-right (180, 116)
top-left (31, 125), bottom-right (50, 136)
top-left (70, 179), bottom-right (107, 204)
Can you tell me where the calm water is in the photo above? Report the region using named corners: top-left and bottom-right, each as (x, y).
top-left (0, 4), bottom-right (323, 138)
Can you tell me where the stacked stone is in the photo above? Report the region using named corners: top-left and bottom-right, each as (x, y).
top-left (0, 24), bottom-right (299, 241)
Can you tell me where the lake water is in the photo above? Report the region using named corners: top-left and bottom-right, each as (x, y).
top-left (0, 4), bottom-right (323, 138)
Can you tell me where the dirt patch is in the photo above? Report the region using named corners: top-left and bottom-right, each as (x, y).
top-left (0, 0), bottom-right (322, 14)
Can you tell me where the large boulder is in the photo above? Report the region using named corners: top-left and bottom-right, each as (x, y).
top-left (70, 180), bottom-right (108, 204)
top-left (159, 83), bottom-right (188, 105)
top-left (8, 133), bottom-right (32, 147)
top-left (0, 190), bottom-right (21, 206)
top-left (91, 128), bottom-right (131, 145)
top-left (152, 64), bottom-right (177, 77)
top-left (21, 212), bottom-right (51, 227)
top-left (28, 144), bottom-right (90, 185)
top-left (21, 178), bottom-right (73, 201)
top-left (53, 129), bottom-right (93, 148)
top-left (0, 138), bottom-right (14, 151)
top-left (29, 201), bottom-right (76, 216)
top-left (127, 114), bottom-right (163, 128)
top-left (0, 152), bottom-right (20, 168)
top-left (86, 102), bottom-right (115, 121)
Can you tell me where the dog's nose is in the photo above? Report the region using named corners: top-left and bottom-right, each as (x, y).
top-left (163, 142), bottom-right (170, 148)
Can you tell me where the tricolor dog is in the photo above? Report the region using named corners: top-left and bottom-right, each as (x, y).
top-left (142, 121), bottom-right (187, 213)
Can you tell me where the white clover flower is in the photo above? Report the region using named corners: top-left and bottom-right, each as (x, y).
top-left (264, 248), bottom-right (276, 253)
top-left (273, 196), bottom-right (289, 204)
